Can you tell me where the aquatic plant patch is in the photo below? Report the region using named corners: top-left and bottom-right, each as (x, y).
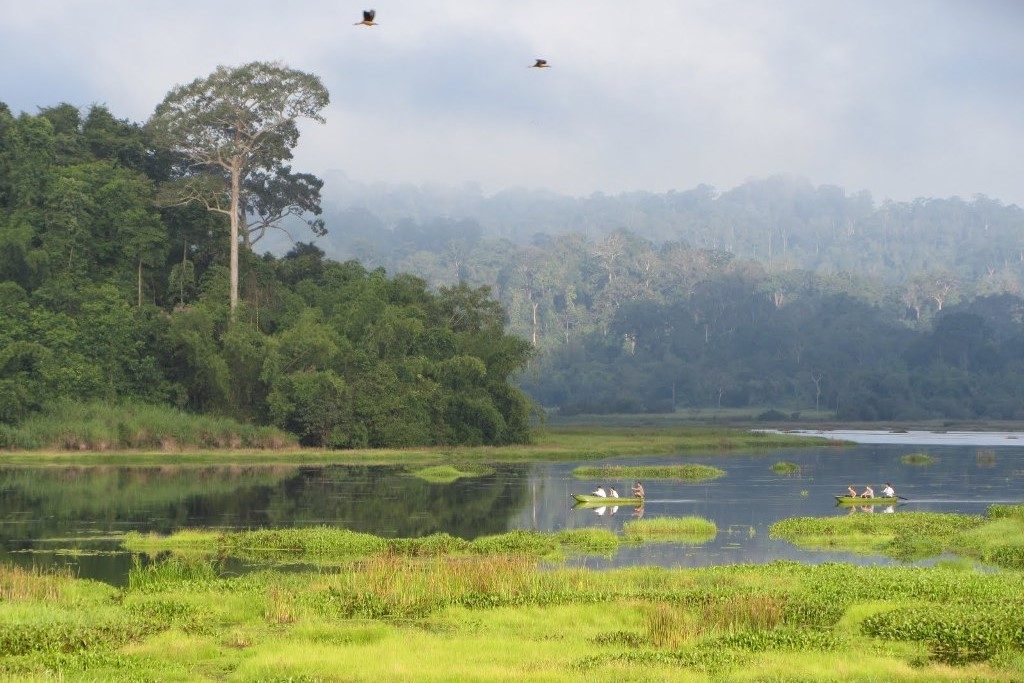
top-left (572, 464), bottom-right (726, 481)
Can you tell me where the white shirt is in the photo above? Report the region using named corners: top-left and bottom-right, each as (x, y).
top-left (593, 487), bottom-right (607, 497)
top-left (609, 489), bottom-right (620, 498)
top-left (882, 486), bottom-right (895, 497)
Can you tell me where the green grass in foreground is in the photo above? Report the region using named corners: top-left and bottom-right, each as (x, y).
top-left (573, 464), bottom-right (726, 482)
top-left (901, 452), bottom-right (935, 466)
top-left (0, 400), bottom-right (294, 451)
top-left (770, 504), bottom-right (1024, 568)
top-left (0, 425), bottom-right (838, 466)
top-left (122, 520), bottom-right (717, 565)
top-left (3, 557), bottom-right (1024, 680)
top-left (771, 460), bottom-right (801, 474)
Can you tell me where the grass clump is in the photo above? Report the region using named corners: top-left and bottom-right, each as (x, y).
top-left (771, 508), bottom-right (1024, 568)
top-left (901, 452), bottom-right (935, 466)
top-left (623, 516), bottom-right (717, 544)
top-left (573, 464), bottom-right (725, 481)
top-left (125, 526), bottom-right (631, 564)
top-left (0, 400), bottom-right (295, 452)
top-left (407, 463), bottom-right (495, 483)
top-left (771, 461), bottom-right (801, 474)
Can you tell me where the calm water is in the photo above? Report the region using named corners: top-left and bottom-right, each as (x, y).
top-left (2, 438), bottom-right (1022, 584)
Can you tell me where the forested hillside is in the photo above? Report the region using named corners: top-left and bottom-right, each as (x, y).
top-left (318, 184), bottom-right (1024, 421)
top-left (317, 173), bottom-right (1024, 287)
top-left (0, 98), bottom-right (531, 447)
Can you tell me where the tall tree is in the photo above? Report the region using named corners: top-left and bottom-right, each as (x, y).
top-left (147, 62), bottom-right (329, 313)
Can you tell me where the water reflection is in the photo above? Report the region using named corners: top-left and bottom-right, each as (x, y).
top-left (1, 442), bottom-right (1022, 583)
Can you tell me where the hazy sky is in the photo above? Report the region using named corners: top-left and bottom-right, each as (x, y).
top-left (2, 1), bottom-right (1022, 204)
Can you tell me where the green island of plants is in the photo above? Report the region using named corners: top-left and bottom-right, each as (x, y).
top-left (572, 464), bottom-right (726, 482)
top-left (622, 517), bottom-right (718, 544)
top-left (901, 452), bottom-right (935, 466)
top-left (407, 464), bottom-right (496, 483)
top-left (122, 520), bottom-right (718, 565)
top-left (770, 504), bottom-right (1024, 568)
top-left (771, 460), bottom-right (801, 474)
top-left (3, 554), bottom-right (1024, 680)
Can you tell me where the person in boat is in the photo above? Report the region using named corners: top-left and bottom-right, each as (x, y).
top-left (631, 481), bottom-right (645, 499)
top-left (847, 484), bottom-right (857, 498)
top-left (860, 485), bottom-right (874, 499)
top-left (592, 486), bottom-right (607, 497)
top-left (609, 487), bottom-right (620, 498)
top-left (881, 482), bottom-right (896, 498)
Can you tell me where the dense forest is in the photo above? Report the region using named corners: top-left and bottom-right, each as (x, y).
top-left (4, 70), bottom-right (1024, 429)
top-left (0, 89), bottom-right (532, 447)
top-left (315, 182), bottom-right (1024, 421)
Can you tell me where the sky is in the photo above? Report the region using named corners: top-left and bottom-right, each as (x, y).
top-left (1, 0), bottom-right (1023, 205)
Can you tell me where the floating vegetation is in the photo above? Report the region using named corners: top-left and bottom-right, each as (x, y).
top-left (622, 517), bottom-right (717, 544)
top-left (771, 461), bottom-right (801, 475)
top-left (900, 452), bottom-right (934, 466)
top-left (408, 464), bottom-right (495, 483)
top-left (123, 523), bottom-right (715, 564)
top-left (770, 507), bottom-right (1024, 568)
top-left (572, 464), bottom-right (725, 481)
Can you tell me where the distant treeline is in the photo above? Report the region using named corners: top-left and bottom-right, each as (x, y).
top-left (327, 206), bottom-right (1024, 420)
top-left (318, 173), bottom-right (1024, 289)
top-left (0, 100), bottom-right (531, 446)
top-left (523, 289), bottom-right (1024, 420)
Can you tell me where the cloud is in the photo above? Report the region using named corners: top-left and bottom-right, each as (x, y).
top-left (1, 0), bottom-right (1022, 204)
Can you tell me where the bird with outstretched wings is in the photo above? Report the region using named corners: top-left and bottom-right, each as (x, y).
top-left (531, 59), bottom-right (550, 68)
top-left (355, 9), bottom-right (377, 26)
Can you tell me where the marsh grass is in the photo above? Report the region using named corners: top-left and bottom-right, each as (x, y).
top-left (623, 517), bottom-right (717, 544)
top-left (901, 452), bottom-right (935, 466)
top-left (770, 508), bottom-right (1024, 568)
top-left (0, 425), bottom-right (836, 465)
top-left (572, 464), bottom-right (726, 481)
top-left (4, 559), bottom-right (1024, 680)
top-left (126, 526), bottom-right (628, 564)
top-left (0, 400), bottom-right (294, 452)
top-left (407, 463), bottom-right (495, 483)
top-left (0, 565), bottom-right (66, 602)
top-left (771, 460), bottom-right (801, 474)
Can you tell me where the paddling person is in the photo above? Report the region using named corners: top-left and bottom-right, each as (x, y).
top-left (881, 482), bottom-right (896, 498)
top-left (609, 486), bottom-right (620, 499)
top-left (847, 484), bottom-right (857, 498)
top-left (592, 485), bottom-right (607, 498)
top-left (631, 481), bottom-right (645, 499)
top-left (860, 485), bottom-right (874, 499)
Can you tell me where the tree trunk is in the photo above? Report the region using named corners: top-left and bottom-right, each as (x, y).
top-left (531, 301), bottom-right (539, 347)
top-left (229, 161), bottom-right (241, 315)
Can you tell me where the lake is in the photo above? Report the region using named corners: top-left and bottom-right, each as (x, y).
top-left (2, 436), bottom-right (1022, 583)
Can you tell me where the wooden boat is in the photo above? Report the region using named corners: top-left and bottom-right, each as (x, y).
top-left (572, 493), bottom-right (644, 505)
top-left (834, 496), bottom-right (899, 505)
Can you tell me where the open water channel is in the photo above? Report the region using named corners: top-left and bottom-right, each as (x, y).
top-left (2, 432), bottom-right (1022, 584)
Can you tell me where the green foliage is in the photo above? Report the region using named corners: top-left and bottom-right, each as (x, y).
top-left (0, 97), bottom-right (533, 448)
top-left (771, 460), bottom-right (801, 474)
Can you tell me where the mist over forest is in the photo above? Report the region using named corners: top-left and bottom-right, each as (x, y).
top-left (259, 174), bottom-right (1024, 421)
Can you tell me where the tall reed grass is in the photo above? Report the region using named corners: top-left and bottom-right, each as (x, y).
top-left (0, 400), bottom-right (295, 451)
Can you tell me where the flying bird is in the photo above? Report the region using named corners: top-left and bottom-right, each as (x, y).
top-left (355, 9), bottom-right (377, 26)
top-left (530, 59), bottom-right (550, 68)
